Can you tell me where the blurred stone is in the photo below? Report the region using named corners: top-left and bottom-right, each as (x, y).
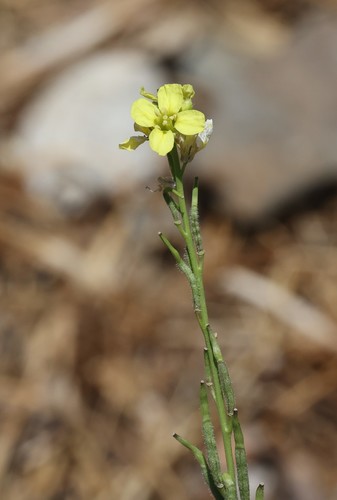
top-left (181, 12), bottom-right (337, 225)
top-left (4, 50), bottom-right (167, 213)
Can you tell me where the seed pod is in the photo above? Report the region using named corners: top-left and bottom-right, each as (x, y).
top-left (173, 433), bottom-right (225, 500)
top-left (177, 259), bottom-right (200, 311)
top-left (222, 472), bottom-right (238, 500)
top-left (208, 327), bottom-right (222, 362)
top-left (200, 381), bottom-right (222, 485)
top-left (255, 483), bottom-right (265, 500)
top-left (163, 190), bottom-right (181, 224)
top-left (208, 326), bottom-right (235, 416)
top-left (190, 177), bottom-right (204, 256)
top-left (233, 409), bottom-right (250, 500)
top-left (217, 361), bottom-right (235, 416)
top-left (203, 348), bottom-right (216, 401)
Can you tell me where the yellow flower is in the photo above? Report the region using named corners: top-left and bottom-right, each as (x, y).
top-left (119, 84), bottom-right (205, 156)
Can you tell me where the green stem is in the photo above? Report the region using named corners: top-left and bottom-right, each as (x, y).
top-left (167, 145), bottom-right (236, 483)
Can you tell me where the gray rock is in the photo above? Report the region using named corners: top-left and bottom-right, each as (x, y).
top-left (180, 13), bottom-right (337, 224)
top-left (5, 50), bottom-right (167, 212)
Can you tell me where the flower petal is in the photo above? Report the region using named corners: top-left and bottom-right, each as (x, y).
top-left (119, 136), bottom-right (147, 151)
top-left (131, 99), bottom-right (159, 127)
top-left (174, 110), bottom-right (205, 135)
top-left (149, 128), bottom-right (174, 156)
top-left (157, 84), bottom-right (184, 115)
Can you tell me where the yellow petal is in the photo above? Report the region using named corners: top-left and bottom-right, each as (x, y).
top-left (149, 129), bottom-right (174, 156)
top-left (157, 84), bottom-right (184, 115)
top-left (174, 110), bottom-right (205, 135)
top-left (119, 136), bottom-right (147, 151)
top-left (131, 99), bottom-right (159, 127)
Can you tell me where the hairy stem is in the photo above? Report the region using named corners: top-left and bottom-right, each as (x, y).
top-left (167, 145), bottom-right (236, 483)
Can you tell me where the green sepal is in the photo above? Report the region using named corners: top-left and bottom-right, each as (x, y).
top-left (140, 86), bottom-right (157, 101)
top-left (233, 409), bottom-right (250, 500)
top-left (173, 433), bottom-right (226, 499)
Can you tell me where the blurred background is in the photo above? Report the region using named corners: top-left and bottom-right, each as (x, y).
top-left (0, 0), bottom-right (337, 499)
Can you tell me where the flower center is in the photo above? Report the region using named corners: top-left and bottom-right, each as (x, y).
top-left (155, 113), bottom-right (177, 131)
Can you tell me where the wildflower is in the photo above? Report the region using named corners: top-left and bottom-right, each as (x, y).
top-left (119, 84), bottom-right (206, 156)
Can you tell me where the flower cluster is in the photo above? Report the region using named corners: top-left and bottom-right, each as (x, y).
top-left (119, 83), bottom-right (212, 160)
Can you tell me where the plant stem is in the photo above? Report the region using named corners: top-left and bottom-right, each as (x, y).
top-left (167, 145), bottom-right (236, 483)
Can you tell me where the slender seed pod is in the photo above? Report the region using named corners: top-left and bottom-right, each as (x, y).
top-left (190, 178), bottom-right (204, 256)
top-left (173, 434), bottom-right (225, 500)
top-left (163, 190), bottom-right (181, 224)
top-left (158, 232), bottom-right (181, 263)
top-left (207, 326), bottom-right (222, 362)
top-left (222, 472), bottom-right (238, 500)
top-left (200, 381), bottom-right (222, 486)
top-left (203, 348), bottom-right (216, 401)
top-left (233, 409), bottom-right (250, 500)
top-left (208, 326), bottom-right (236, 416)
top-left (255, 483), bottom-right (265, 500)
top-left (183, 248), bottom-right (192, 268)
top-left (217, 361), bottom-right (235, 416)
top-left (159, 232), bottom-right (200, 310)
top-left (177, 259), bottom-right (201, 311)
